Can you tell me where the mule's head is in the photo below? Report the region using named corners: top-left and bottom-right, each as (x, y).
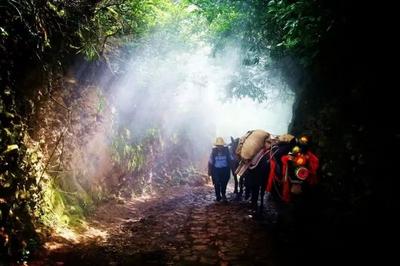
top-left (228, 136), bottom-right (240, 157)
top-left (229, 136), bottom-right (238, 149)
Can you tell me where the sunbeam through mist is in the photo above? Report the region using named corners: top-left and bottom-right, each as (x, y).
top-left (111, 30), bottom-right (294, 158)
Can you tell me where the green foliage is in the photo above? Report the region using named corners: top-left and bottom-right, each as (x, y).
top-left (0, 0), bottom-right (101, 261)
top-left (0, 0), bottom-right (97, 66)
top-left (110, 127), bottom-right (163, 197)
top-left (41, 179), bottom-right (88, 229)
top-left (182, 0), bottom-right (332, 101)
top-left (78, 0), bottom-right (178, 59)
top-left (188, 0), bottom-right (331, 63)
top-left (184, 0), bottom-right (246, 49)
top-left (111, 127), bottom-right (159, 174)
top-left (0, 108), bottom-right (44, 262)
top-left (111, 128), bottom-right (146, 173)
top-left (262, 0), bottom-right (331, 64)
top-left (1, 84), bottom-right (108, 261)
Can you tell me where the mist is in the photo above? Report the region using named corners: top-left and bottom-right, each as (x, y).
top-left (110, 29), bottom-right (294, 160)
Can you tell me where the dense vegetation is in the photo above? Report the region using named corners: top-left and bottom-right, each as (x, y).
top-left (1, 0), bottom-right (384, 263)
top-left (0, 0), bottom-right (176, 261)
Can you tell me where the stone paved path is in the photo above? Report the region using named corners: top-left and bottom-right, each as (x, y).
top-left (32, 183), bottom-right (282, 266)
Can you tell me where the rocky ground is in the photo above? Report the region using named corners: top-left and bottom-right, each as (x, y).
top-left (30, 182), bottom-right (285, 266)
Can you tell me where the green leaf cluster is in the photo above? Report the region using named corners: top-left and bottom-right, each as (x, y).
top-left (187, 0), bottom-right (331, 63)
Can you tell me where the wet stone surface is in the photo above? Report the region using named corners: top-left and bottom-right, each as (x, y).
top-left (32, 184), bottom-right (281, 266)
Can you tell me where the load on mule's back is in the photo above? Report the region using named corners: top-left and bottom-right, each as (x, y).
top-left (233, 130), bottom-right (320, 217)
top-left (266, 134), bottom-right (320, 203)
top-left (235, 129), bottom-right (272, 177)
top-left (234, 129), bottom-right (273, 213)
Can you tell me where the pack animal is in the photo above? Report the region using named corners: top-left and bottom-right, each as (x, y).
top-left (234, 131), bottom-right (298, 215)
top-left (234, 130), bottom-right (272, 215)
top-left (228, 137), bottom-right (243, 195)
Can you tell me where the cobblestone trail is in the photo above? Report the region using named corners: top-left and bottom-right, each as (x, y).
top-left (33, 183), bottom-right (282, 266)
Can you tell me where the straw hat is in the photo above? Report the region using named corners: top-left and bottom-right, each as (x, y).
top-left (214, 137), bottom-right (225, 146)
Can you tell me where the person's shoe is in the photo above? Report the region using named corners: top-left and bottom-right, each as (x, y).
top-left (221, 195), bottom-right (227, 202)
top-left (215, 196), bottom-right (221, 202)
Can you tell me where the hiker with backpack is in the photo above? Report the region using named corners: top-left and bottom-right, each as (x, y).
top-left (208, 137), bottom-right (234, 202)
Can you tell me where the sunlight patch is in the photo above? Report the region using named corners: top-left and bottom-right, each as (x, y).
top-left (50, 223), bottom-right (109, 245)
top-left (82, 226), bottom-right (109, 241)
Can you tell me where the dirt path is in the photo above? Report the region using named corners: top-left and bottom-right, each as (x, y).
top-left (32, 183), bottom-right (283, 266)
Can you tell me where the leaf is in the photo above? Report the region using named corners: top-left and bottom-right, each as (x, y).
top-left (0, 26), bottom-right (8, 37)
top-left (5, 112), bottom-right (14, 118)
top-left (3, 144), bottom-right (19, 153)
top-left (3, 128), bottom-right (12, 136)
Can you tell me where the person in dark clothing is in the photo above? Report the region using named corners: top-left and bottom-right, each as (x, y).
top-left (208, 137), bottom-right (234, 202)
